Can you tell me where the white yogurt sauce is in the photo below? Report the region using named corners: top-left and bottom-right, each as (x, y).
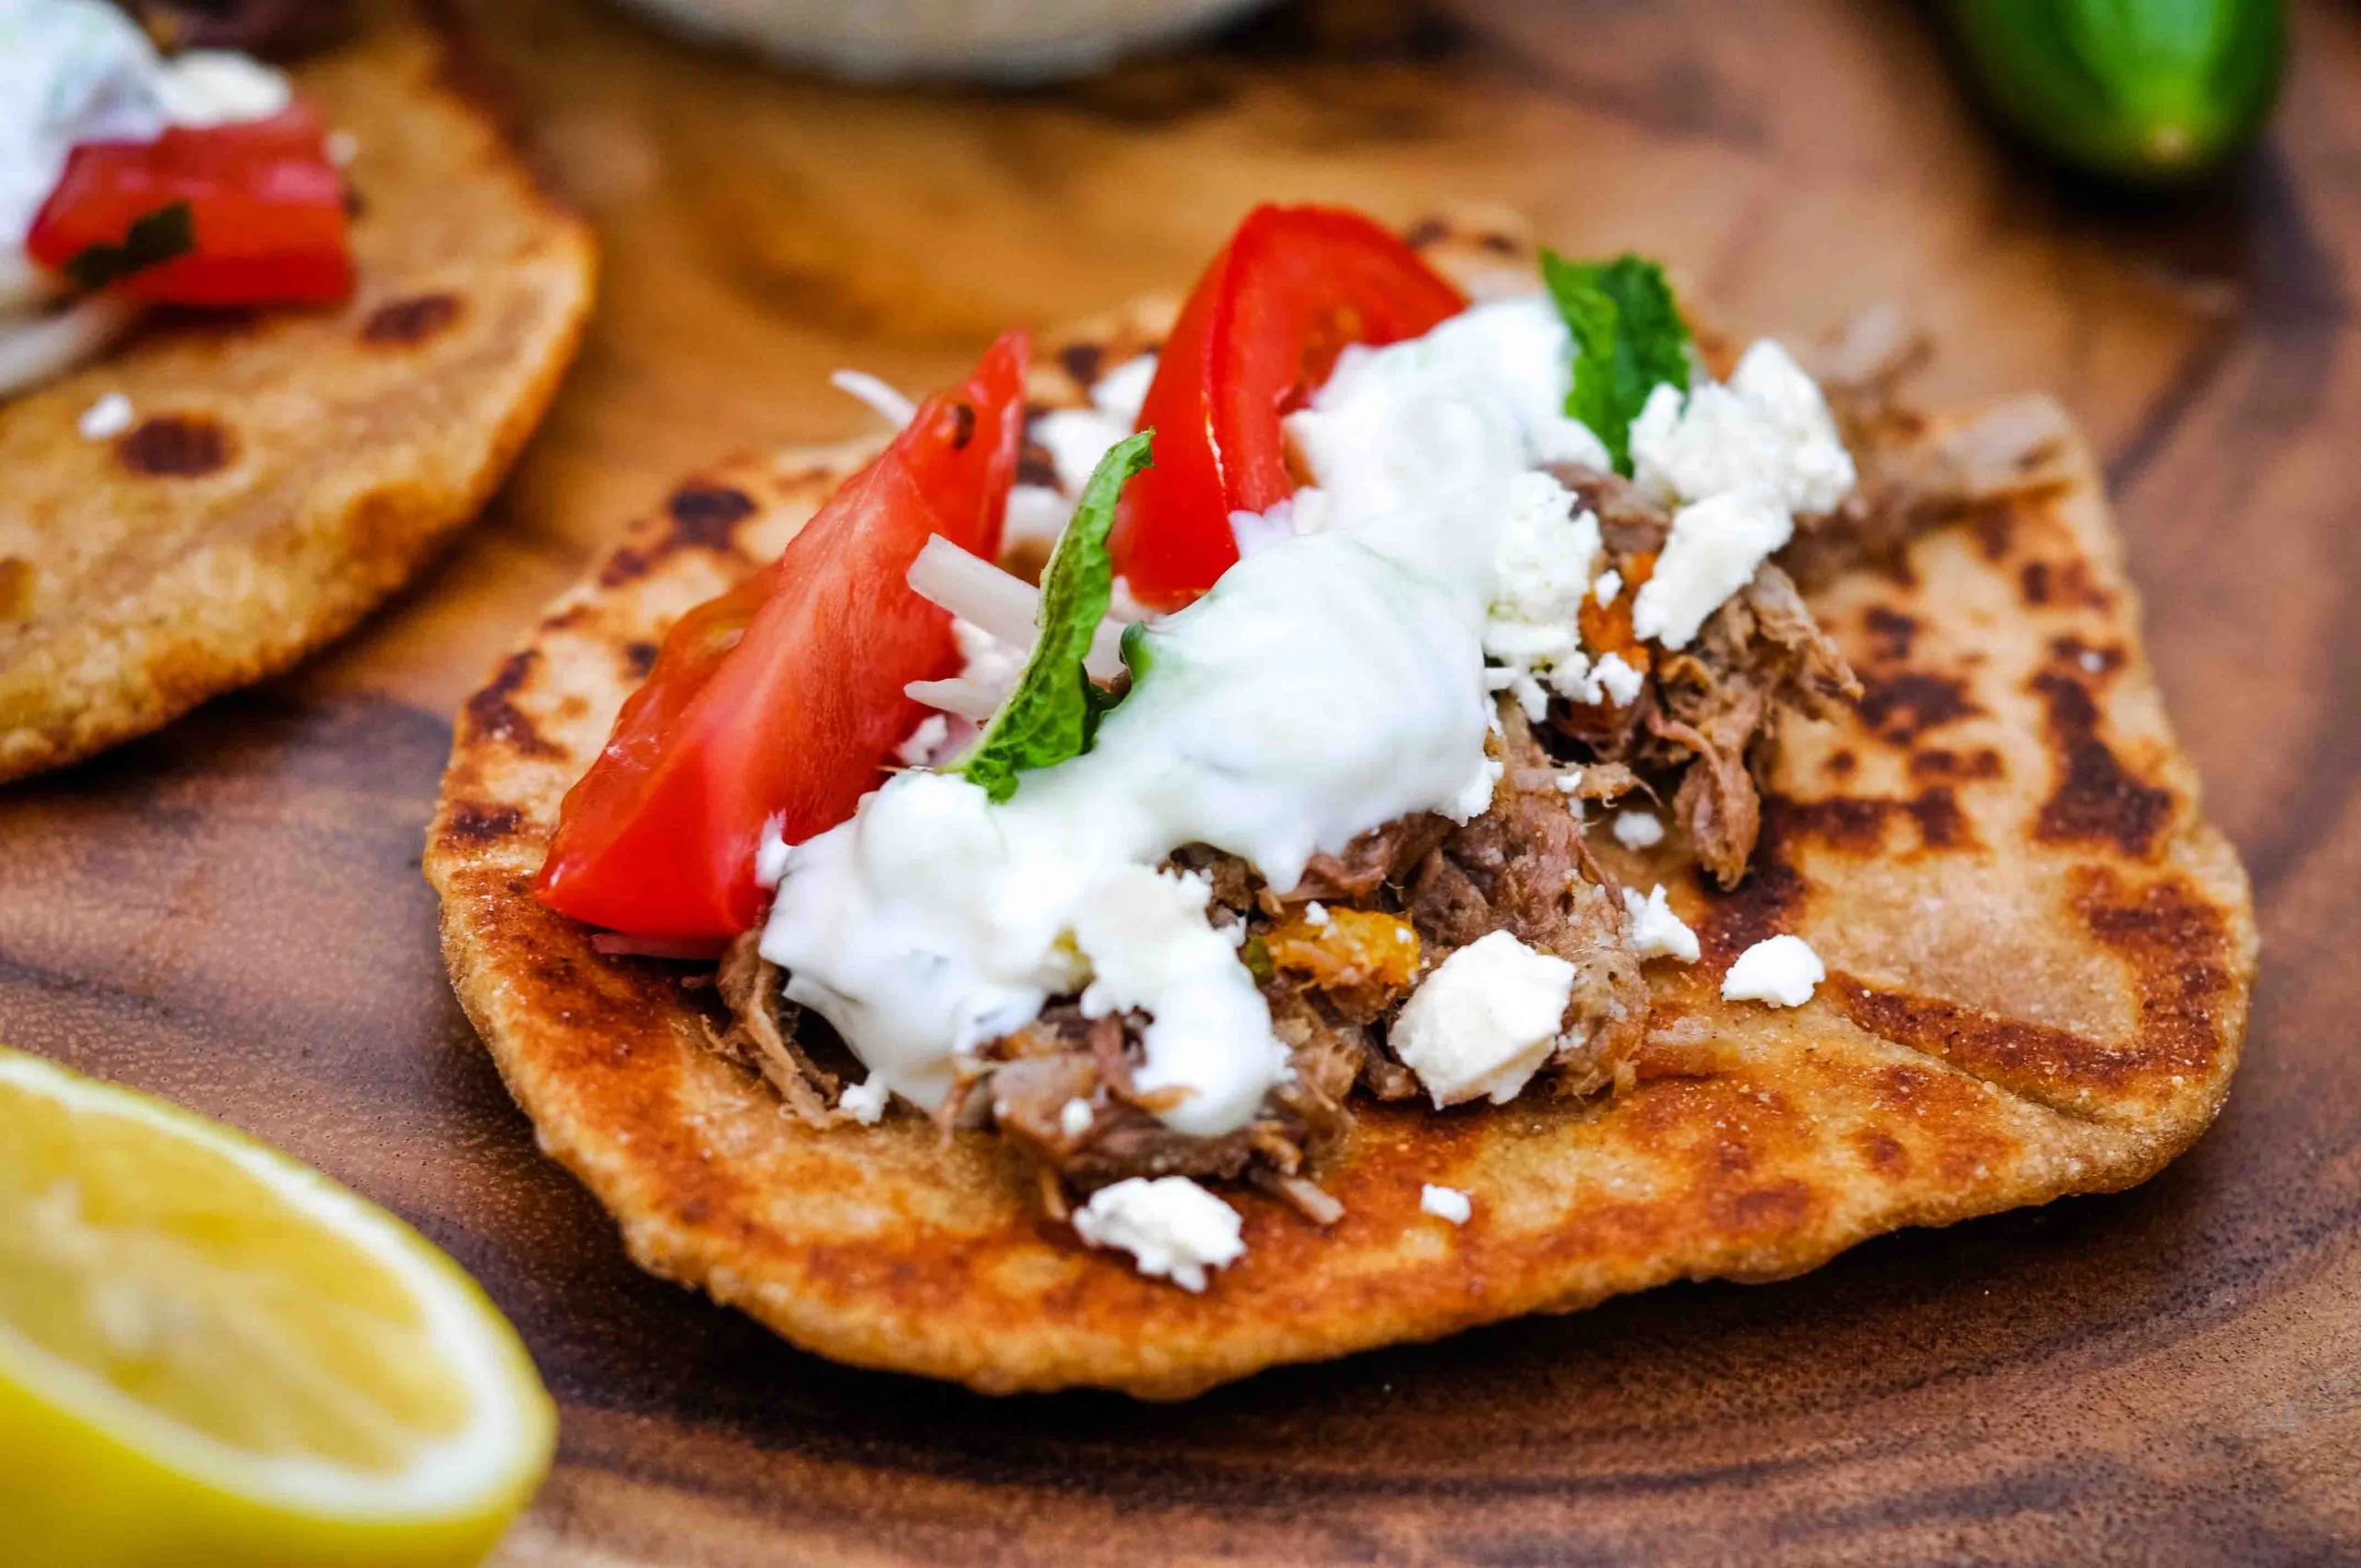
top-left (762, 297), bottom-right (1602, 1136)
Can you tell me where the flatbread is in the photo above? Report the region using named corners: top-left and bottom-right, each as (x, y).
top-left (426, 223), bottom-right (2253, 1398)
top-left (0, 0), bottom-right (594, 782)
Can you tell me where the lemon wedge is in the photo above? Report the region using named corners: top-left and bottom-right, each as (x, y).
top-left (0, 1047), bottom-right (555, 1567)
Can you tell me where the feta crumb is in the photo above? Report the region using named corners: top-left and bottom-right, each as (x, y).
top-left (1621, 884), bottom-right (1700, 963)
top-left (1483, 472), bottom-right (1603, 721)
top-left (895, 713), bottom-right (949, 766)
top-left (1592, 568), bottom-right (1622, 606)
top-left (1003, 482), bottom-right (1073, 547)
top-left (1612, 810), bottom-right (1664, 849)
top-left (1072, 1176), bottom-right (1245, 1292)
top-left (77, 392), bottom-right (133, 441)
top-left (326, 128), bottom-right (359, 167)
top-left (1590, 651), bottom-right (1644, 707)
top-left (1304, 901), bottom-right (1331, 927)
top-left (1060, 1098), bottom-right (1094, 1138)
top-left (1631, 487), bottom-right (1793, 650)
top-left (1555, 769), bottom-right (1584, 794)
top-left (1420, 1184), bottom-right (1473, 1224)
top-left (838, 1075), bottom-right (891, 1124)
top-left (1630, 339), bottom-right (1855, 516)
top-left (2080, 648), bottom-right (2106, 673)
top-left (1721, 934), bottom-right (1825, 1007)
top-left (1391, 930), bottom-right (1577, 1108)
top-left (1089, 353), bottom-right (1157, 424)
top-left (1032, 406), bottom-right (1133, 493)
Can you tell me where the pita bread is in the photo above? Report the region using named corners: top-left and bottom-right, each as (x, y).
top-left (0, 0), bottom-right (594, 782)
top-left (426, 224), bottom-right (2253, 1398)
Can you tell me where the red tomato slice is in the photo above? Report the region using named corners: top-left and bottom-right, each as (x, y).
top-left (1111, 205), bottom-right (1465, 610)
top-left (535, 332), bottom-right (1030, 940)
top-left (28, 104), bottom-right (351, 307)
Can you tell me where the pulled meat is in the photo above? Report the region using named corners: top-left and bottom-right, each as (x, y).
top-left (1408, 708), bottom-right (1650, 1090)
top-left (1650, 564), bottom-right (1857, 886)
top-left (702, 932), bottom-right (858, 1128)
top-left (968, 1000), bottom-right (1357, 1224)
top-left (1538, 466), bottom-right (1863, 885)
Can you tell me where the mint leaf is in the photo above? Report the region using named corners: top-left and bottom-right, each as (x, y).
top-left (64, 203), bottom-right (196, 293)
top-left (1541, 251), bottom-right (1691, 476)
top-left (955, 431), bottom-right (1154, 804)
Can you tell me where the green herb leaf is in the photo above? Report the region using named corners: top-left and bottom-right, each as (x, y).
top-left (955, 430), bottom-right (1155, 804)
top-left (64, 203), bottom-right (196, 293)
top-left (1540, 251), bottom-right (1692, 477)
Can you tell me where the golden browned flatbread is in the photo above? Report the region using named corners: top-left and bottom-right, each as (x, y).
top-left (0, 1), bottom-right (594, 783)
top-left (425, 228), bottom-right (2253, 1399)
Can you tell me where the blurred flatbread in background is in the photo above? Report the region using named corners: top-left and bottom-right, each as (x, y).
top-left (0, 0), bottom-right (594, 782)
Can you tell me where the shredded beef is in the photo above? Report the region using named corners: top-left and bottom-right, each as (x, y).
top-left (1408, 709), bottom-right (1650, 1088)
top-left (1646, 564), bottom-right (1860, 886)
top-left (972, 1000), bottom-right (1353, 1222)
top-left (703, 932), bottom-right (856, 1128)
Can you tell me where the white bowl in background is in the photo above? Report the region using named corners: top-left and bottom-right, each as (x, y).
top-left (612, 0), bottom-right (1282, 83)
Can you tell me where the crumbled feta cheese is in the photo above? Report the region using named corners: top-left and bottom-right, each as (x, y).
top-left (2080, 648), bottom-right (2106, 673)
top-left (1032, 407), bottom-right (1132, 493)
top-left (1483, 471), bottom-right (1604, 721)
top-left (1592, 568), bottom-right (1622, 606)
top-left (1621, 884), bottom-right (1700, 963)
top-left (1612, 810), bottom-right (1664, 849)
top-left (1721, 934), bottom-right (1825, 1007)
top-left (1071, 1176), bottom-right (1245, 1292)
top-left (1629, 339), bottom-right (1855, 516)
top-left (1089, 353), bottom-right (1157, 424)
top-left (1590, 651), bottom-right (1644, 707)
top-left (1304, 900), bottom-right (1330, 926)
top-left (1420, 1184), bottom-right (1473, 1224)
top-left (77, 390), bottom-right (132, 440)
top-left (1631, 487), bottom-right (1793, 650)
top-left (1060, 1097), bottom-right (1094, 1138)
top-left (838, 1075), bottom-right (890, 1124)
top-left (1391, 930), bottom-right (1577, 1108)
top-left (1554, 769), bottom-right (1584, 794)
top-left (895, 713), bottom-right (949, 766)
top-left (1026, 350), bottom-right (1157, 493)
top-left (1002, 482), bottom-right (1073, 549)
top-left (326, 128), bottom-right (358, 167)
top-left (153, 49), bottom-right (291, 126)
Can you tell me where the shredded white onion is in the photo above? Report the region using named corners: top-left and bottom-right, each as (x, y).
top-left (907, 533), bottom-right (1128, 681)
top-left (903, 677), bottom-right (1004, 721)
top-left (0, 293), bottom-right (139, 398)
top-left (831, 368), bottom-right (918, 429)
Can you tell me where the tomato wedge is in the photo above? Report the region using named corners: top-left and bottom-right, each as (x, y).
top-left (28, 105), bottom-right (351, 307)
top-left (536, 332), bottom-right (1031, 939)
top-left (1110, 205), bottom-right (1465, 609)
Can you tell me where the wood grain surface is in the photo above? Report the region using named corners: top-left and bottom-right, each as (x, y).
top-left (3, 0), bottom-right (2357, 1561)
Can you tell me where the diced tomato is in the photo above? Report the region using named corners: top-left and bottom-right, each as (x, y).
top-left (535, 332), bottom-right (1031, 940)
top-left (1110, 205), bottom-right (1466, 609)
top-left (28, 104), bottom-right (351, 307)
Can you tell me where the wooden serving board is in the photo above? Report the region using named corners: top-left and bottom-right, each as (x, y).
top-left (5, 0), bottom-right (2359, 1560)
